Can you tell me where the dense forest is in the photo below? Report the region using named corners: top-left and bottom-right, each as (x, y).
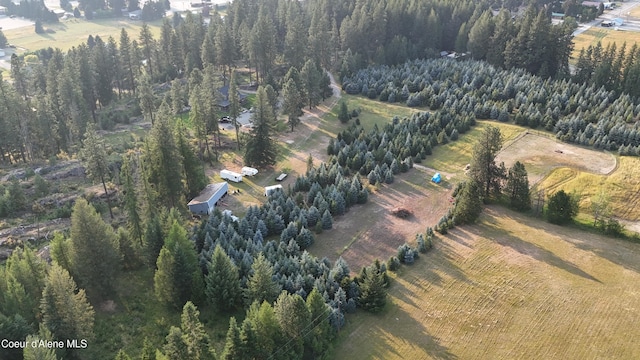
top-left (0, 0), bottom-right (583, 165)
top-left (342, 58), bottom-right (640, 154)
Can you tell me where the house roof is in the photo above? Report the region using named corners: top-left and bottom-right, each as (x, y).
top-left (188, 182), bottom-right (227, 205)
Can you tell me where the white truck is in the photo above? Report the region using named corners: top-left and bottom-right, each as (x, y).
top-left (220, 169), bottom-right (243, 183)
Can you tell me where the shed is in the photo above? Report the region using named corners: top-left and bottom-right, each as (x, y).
top-left (431, 173), bottom-right (442, 184)
top-left (265, 184), bottom-right (283, 196)
top-left (241, 166), bottom-right (258, 176)
top-left (188, 182), bottom-right (228, 215)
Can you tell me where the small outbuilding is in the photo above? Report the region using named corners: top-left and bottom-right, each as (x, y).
top-left (241, 166), bottom-right (258, 176)
top-left (265, 184), bottom-right (283, 196)
top-left (431, 173), bottom-right (442, 184)
top-left (188, 182), bottom-right (228, 215)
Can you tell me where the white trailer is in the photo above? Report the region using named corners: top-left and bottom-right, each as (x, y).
top-left (241, 166), bottom-right (258, 176)
top-left (220, 169), bottom-right (243, 183)
top-left (264, 184), bottom-right (283, 196)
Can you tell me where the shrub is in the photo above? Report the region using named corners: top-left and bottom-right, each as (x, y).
top-left (387, 256), bottom-right (401, 271)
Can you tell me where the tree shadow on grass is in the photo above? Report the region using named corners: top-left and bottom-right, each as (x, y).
top-left (485, 205), bottom-right (640, 275)
top-left (470, 215), bottom-right (602, 283)
top-left (360, 304), bottom-right (459, 360)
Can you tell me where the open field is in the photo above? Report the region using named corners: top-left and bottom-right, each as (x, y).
top-left (331, 206), bottom-right (640, 359)
top-left (496, 132), bottom-right (617, 185)
top-left (572, 27), bottom-right (640, 58)
top-left (2, 17), bottom-right (162, 53)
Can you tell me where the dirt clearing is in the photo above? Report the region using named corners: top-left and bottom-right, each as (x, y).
top-left (332, 206), bottom-right (640, 359)
top-left (310, 167), bottom-right (453, 272)
top-left (496, 132), bottom-right (617, 185)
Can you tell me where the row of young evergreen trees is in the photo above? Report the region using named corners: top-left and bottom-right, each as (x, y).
top-left (343, 57), bottom-right (640, 155)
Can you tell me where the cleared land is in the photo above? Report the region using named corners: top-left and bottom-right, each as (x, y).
top-left (331, 206), bottom-right (640, 359)
top-left (572, 27), bottom-right (640, 58)
top-left (2, 17), bottom-right (162, 53)
top-left (496, 131), bottom-right (617, 185)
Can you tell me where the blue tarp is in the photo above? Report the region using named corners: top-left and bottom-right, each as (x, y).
top-left (431, 173), bottom-right (441, 184)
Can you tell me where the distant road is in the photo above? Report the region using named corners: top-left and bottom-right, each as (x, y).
top-left (573, 0), bottom-right (640, 36)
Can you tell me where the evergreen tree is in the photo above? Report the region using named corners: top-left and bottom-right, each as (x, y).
top-left (221, 317), bottom-right (242, 360)
top-left (505, 161), bottom-right (531, 211)
top-left (140, 337), bottom-right (157, 360)
top-left (114, 350), bottom-right (131, 360)
top-left (180, 301), bottom-right (215, 359)
top-left (245, 253), bottom-right (281, 305)
top-left (338, 100), bottom-right (350, 123)
top-left (546, 190), bottom-right (578, 225)
top-left (81, 123), bottom-right (113, 218)
top-left (453, 180), bottom-right (483, 225)
top-left (469, 126), bottom-right (504, 199)
top-left (321, 209), bottom-right (333, 229)
top-left (300, 59), bottom-right (321, 109)
top-left (358, 262), bottom-right (387, 313)
top-left (244, 86), bottom-right (278, 168)
top-left (138, 71), bottom-right (156, 124)
top-left (121, 154), bottom-right (143, 246)
top-left (69, 198), bottom-right (120, 300)
top-left (305, 288), bottom-right (333, 357)
top-left (154, 221), bottom-right (202, 308)
top-left (145, 103), bottom-right (184, 209)
top-left (176, 126), bottom-right (207, 199)
top-left (24, 327), bottom-right (58, 360)
top-left (282, 77), bottom-right (303, 131)
top-left (144, 214), bottom-right (164, 267)
top-left (2, 247), bottom-right (47, 324)
top-left (163, 327), bottom-right (189, 360)
top-left (40, 264), bottom-right (94, 346)
top-left (229, 71), bottom-right (242, 150)
top-left (117, 227), bottom-right (139, 270)
top-left (274, 292), bottom-right (310, 357)
top-left (205, 245), bottom-right (242, 311)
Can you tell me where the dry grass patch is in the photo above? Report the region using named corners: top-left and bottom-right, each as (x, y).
top-left (572, 27), bottom-right (640, 60)
top-left (332, 206), bottom-right (640, 359)
top-left (536, 156), bottom-right (640, 221)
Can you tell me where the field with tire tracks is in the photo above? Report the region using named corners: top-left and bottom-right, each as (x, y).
top-left (331, 206), bottom-right (640, 359)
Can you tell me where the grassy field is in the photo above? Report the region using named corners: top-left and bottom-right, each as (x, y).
top-left (572, 27), bottom-right (640, 59)
top-left (536, 156), bottom-right (640, 221)
top-left (4, 18), bottom-right (163, 52)
top-left (330, 206), bottom-right (640, 359)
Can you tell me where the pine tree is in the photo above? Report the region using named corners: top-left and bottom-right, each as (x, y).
top-left (140, 337), bottom-right (157, 360)
top-left (117, 227), bottom-right (139, 270)
top-left (358, 263), bottom-right (387, 313)
top-left (2, 247), bottom-right (46, 324)
top-left (81, 124), bottom-right (113, 219)
top-left (145, 102), bottom-right (185, 209)
top-left (505, 161), bottom-right (531, 211)
top-left (305, 288), bottom-right (333, 357)
top-left (138, 71), bottom-right (156, 124)
top-left (453, 180), bottom-right (483, 225)
top-left (121, 154), bottom-right (143, 246)
top-left (321, 209), bottom-right (333, 229)
top-left (338, 100), bottom-right (350, 123)
top-left (180, 301), bottom-right (215, 359)
top-left (69, 198), bottom-right (120, 300)
top-left (221, 317), bottom-right (242, 360)
top-left (114, 350), bottom-right (131, 360)
top-left (244, 86), bottom-right (278, 168)
top-left (144, 214), bottom-right (164, 267)
top-left (176, 126), bottom-right (207, 199)
top-left (205, 245), bottom-right (242, 311)
top-left (546, 190), bottom-right (578, 225)
top-left (40, 264), bottom-right (94, 345)
top-left (229, 71), bottom-right (242, 150)
top-left (163, 327), bottom-right (189, 360)
top-left (274, 292), bottom-right (309, 357)
top-left (238, 318), bottom-right (260, 359)
top-left (245, 253), bottom-right (280, 305)
top-left (300, 59), bottom-right (321, 109)
top-left (282, 77), bottom-right (303, 131)
top-left (23, 327), bottom-right (58, 360)
top-left (469, 125), bottom-right (504, 198)
top-left (154, 222), bottom-right (202, 308)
